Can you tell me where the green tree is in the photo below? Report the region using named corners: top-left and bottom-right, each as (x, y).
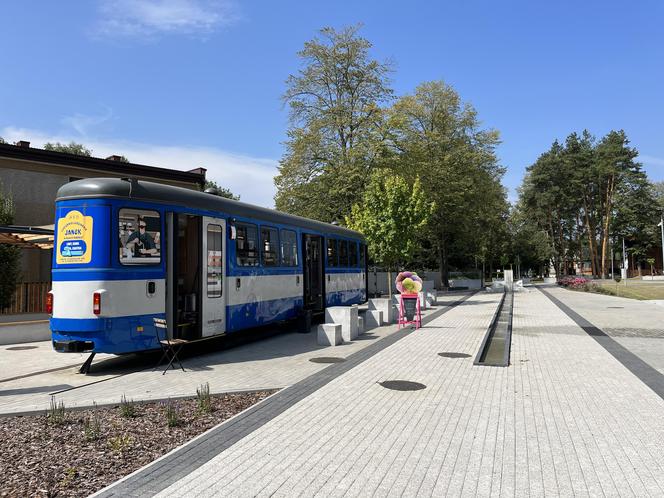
top-left (44, 141), bottom-right (92, 156)
top-left (0, 185), bottom-right (21, 309)
top-left (384, 80), bottom-right (506, 285)
top-left (202, 180), bottom-right (240, 200)
top-left (519, 130), bottom-right (653, 278)
top-left (275, 25), bottom-right (393, 221)
top-left (345, 171), bottom-right (434, 297)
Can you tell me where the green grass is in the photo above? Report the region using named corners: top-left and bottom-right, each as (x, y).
top-left (594, 279), bottom-right (664, 300)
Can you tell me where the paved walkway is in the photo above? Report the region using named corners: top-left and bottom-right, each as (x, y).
top-left (0, 295), bottom-right (467, 416)
top-left (5, 287), bottom-right (664, 496)
top-left (92, 287), bottom-right (664, 497)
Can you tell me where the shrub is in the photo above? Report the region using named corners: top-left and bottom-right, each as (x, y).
top-left (83, 403), bottom-right (101, 441)
top-left (119, 394), bottom-right (136, 418)
top-left (558, 276), bottom-right (591, 289)
top-left (197, 382), bottom-right (213, 414)
top-left (47, 398), bottom-right (66, 425)
top-left (108, 434), bottom-right (133, 454)
top-left (164, 399), bottom-right (181, 428)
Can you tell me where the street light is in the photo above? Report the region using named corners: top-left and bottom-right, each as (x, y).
top-left (658, 215), bottom-right (664, 276)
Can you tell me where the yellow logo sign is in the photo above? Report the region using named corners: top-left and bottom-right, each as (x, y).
top-left (56, 210), bottom-right (93, 264)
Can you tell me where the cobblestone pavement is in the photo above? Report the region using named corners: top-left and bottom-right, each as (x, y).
top-left (542, 285), bottom-right (664, 374)
top-left (0, 295), bottom-right (466, 416)
top-left (97, 288), bottom-right (664, 497)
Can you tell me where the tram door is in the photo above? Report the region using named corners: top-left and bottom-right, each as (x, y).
top-left (303, 234), bottom-right (324, 311)
top-left (202, 217), bottom-right (226, 337)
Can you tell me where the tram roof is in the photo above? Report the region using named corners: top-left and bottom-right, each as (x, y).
top-left (56, 178), bottom-right (364, 240)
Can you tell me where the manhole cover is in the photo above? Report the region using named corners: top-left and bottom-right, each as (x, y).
top-left (379, 380), bottom-right (426, 391)
top-left (5, 346), bottom-right (38, 351)
top-left (309, 357), bottom-right (346, 364)
top-left (438, 352), bottom-right (471, 358)
top-left (607, 307), bottom-right (624, 309)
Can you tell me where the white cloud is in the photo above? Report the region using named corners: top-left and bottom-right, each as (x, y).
top-left (61, 106), bottom-right (114, 137)
top-left (640, 155), bottom-right (664, 168)
top-left (92, 0), bottom-right (237, 39)
top-left (1, 126), bottom-right (279, 208)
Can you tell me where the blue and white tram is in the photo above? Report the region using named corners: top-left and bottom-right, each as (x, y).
top-left (49, 178), bottom-right (367, 354)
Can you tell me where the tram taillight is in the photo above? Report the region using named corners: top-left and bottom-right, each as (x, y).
top-left (46, 292), bottom-right (53, 314)
top-left (93, 292), bottom-right (101, 315)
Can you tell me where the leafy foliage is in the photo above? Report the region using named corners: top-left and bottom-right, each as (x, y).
top-left (275, 25), bottom-right (393, 221)
top-left (345, 172), bottom-right (433, 271)
top-left (275, 28), bottom-right (508, 284)
top-left (44, 141), bottom-right (93, 156)
top-left (518, 129), bottom-right (655, 277)
top-left (203, 180), bottom-right (240, 200)
top-left (384, 81), bottom-right (507, 284)
top-left (0, 185), bottom-right (21, 309)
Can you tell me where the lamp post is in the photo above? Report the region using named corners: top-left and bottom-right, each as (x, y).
top-left (658, 216), bottom-right (664, 276)
top-left (610, 237), bottom-right (614, 279)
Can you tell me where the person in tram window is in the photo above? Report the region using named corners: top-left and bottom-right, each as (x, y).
top-left (125, 218), bottom-right (157, 257)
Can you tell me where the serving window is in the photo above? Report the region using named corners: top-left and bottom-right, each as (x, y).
top-left (119, 209), bottom-right (161, 265)
top-left (261, 226), bottom-right (280, 267)
top-left (327, 238), bottom-right (338, 267)
top-left (280, 229), bottom-right (298, 267)
top-left (338, 240), bottom-right (349, 267)
top-left (349, 241), bottom-right (358, 267)
top-left (236, 223), bottom-right (259, 266)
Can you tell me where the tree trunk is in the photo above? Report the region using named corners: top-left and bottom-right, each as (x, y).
top-left (600, 174), bottom-right (615, 278)
top-left (387, 270), bottom-right (392, 301)
top-left (440, 236), bottom-right (449, 288)
top-left (583, 208), bottom-right (598, 277)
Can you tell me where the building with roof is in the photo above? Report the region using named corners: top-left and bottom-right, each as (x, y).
top-left (0, 140), bottom-right (206, 312)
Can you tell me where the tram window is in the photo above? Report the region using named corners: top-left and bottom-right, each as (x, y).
top-left (327, 239), bottom-right (337, 267)
top-left (236, 223), bottom-right (259, 266)
top-left (261, 226), bottom-right (279, 267)
top-left (280, 229), bottom-right (298, 266)
top-left (359, 243), bottom-right (366, 268)
top-left (339, 240), bottom-right (349, 267)
top-left (119, 209), bottom-right (161, 265)
top-left (349, 241), bottom-right (358, 267)
top-left (207, 224), bottom-right (223, 298)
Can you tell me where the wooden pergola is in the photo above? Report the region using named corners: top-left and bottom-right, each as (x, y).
top-left (0, 225), bottom-right (54, 249)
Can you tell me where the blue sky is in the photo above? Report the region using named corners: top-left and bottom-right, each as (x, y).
top-left (1, 0), bottom-right (663, 206)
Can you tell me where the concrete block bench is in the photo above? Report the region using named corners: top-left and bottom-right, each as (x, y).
top-left (418, 291), bottom-right (428, 310)
top-left (364, 310), bottom-right (383, 330)
top-left (317, 324), bottom-right (342, 346)
top-left (422, 280), bottom-right (437, 306)
top-left (368, 298), bottom-right (397, 324)
top-left (324, 305), bottom-right (359, 342)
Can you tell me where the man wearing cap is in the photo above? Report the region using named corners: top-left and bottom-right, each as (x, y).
top-left (125, 219), bottom-right (158, 257)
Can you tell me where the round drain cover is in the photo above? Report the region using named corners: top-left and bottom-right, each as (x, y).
top-left (379, 380), bottom-right (426, 391)
top-left (438, 352), bottom-right (471, 358)
top-left (309, 357), bottom-right (346, 364)
top-left (5, 346), bottom-right (38, 351)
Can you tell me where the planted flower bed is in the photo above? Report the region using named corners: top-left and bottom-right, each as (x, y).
top-left (557, 276), bottom-right (616, 295)
top-left (0, 387), bottom-right (275, 497)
